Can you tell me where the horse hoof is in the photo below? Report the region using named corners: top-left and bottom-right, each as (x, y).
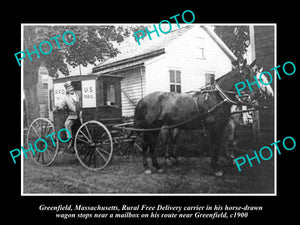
top-left (157, 168), bottom-right (165, 173)
top-left (171, 158), bottom-right (178, 165)
top-left (214, 170), bottom-right (223, 177)
top-left (166, 159), bottom-right (173, 166)
top-left (144, 169), bottom-right (152, 175)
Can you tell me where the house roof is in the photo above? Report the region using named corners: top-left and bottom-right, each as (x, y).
top-left (92, 25), bottom-right (237, 73)
top-left (201, 25), bottom-right (237, 62)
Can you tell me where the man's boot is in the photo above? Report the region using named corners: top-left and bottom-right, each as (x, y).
top-left (67, 138), bottom-right (74, 149)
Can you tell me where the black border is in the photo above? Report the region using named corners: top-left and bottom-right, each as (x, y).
top-left (5, 5), bottom-right (298, 224)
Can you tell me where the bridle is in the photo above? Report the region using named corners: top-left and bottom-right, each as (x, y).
top-left (255, 70), bottom-right (274, 100)
top-left (215, 66), bottom-right (258, 107)
top-left (215, 82), bottom-right (241, 105)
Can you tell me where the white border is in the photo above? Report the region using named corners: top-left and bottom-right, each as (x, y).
top-left (21, 23), bottom-right (277, 196)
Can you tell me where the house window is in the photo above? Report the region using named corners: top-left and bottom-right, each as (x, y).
top-left (41, 74), bottom-right (48, 89)
top-left (195, 47), bottom-right (205, 59)
top-left (170, 70), bottom-right (181, 93)
top-left (205, 73), bottom-right (215, 88)
top-left (199, 47), bottom-right (205, 58)
top-left (195, 36), bottom-right (205, 59)
top-left (42, 83), bottom-right (48, 89)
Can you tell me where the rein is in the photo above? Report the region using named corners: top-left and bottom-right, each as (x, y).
top-left (114, 94), bottom-right (228, 132)
top-left (230, 105), bottom-right (268, 115)
top-left (118, 67), bottom-right (260, 132)
top-left (215, 82), bottom-right (239, 105)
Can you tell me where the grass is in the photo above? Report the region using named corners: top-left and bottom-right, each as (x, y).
top-left (22, 125), bottom-right (274, 194)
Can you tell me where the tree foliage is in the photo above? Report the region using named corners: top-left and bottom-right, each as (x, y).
top-left (214, 26), bottom-right (250, 63)
top-left (129, 25), bottom-right (151, 42)
top-left (23, 25), bottom-right (133, 123)
top-left (24, 25), bottom-right (132, 77)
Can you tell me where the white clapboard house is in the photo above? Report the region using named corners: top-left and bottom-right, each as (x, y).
top-left (92, 25), bottom-right (237, 117)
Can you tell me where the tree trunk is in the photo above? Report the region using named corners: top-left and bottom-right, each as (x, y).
top-left (24, 85), bottom-right (40, 125)
top-left (23, 61), bottom-right (41, 127)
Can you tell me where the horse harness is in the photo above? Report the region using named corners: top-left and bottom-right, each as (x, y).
top-left (193, 79), bottom-right (251, 114)
top-left (121, 81), bottom-right (257, 132)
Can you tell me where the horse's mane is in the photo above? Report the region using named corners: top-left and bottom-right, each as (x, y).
top-left (216, 68), bottom-right (239, 91)
top-left (185, 68), bottom-right (239, 95)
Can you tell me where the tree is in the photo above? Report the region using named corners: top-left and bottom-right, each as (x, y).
top-left (23, 25), bottom-right (131, 124)
top-left (130, 25), bottom-right (151, 42)
top-left (214, 26), bottom-right (250, 63)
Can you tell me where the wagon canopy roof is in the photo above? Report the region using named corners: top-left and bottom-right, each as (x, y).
top-left (53, 74), bottom-right (124, 83)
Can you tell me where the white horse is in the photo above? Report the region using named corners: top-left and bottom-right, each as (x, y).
top-left (225, 67), bottom-right (274, 163)
top-left (256, 67), bottom-right (274, 98)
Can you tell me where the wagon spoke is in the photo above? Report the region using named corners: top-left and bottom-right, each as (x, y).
top-left (78, 129), bottom-right (92, 143)
top-left (93, 154), bottom-right (97, 168)
top-left (31, 125), bottom-right (41, 138)
top-left (134, 142), bottom-right (143, 152)
top-left (96, 146), bottom-right (110, 156)
top-left (44, 125), bottom-right (53, 137)
top-left (36, 151), bottom-right (41, 161)
top-left (95, 147), bottom-right (108, 162)
top-left (82, 147), bottom-right (92, 163)
top-left (118, 141), bottom-right (132, 158)
top-left (99, 130), bottom-right (107, 138)
top-left (44, 121), bottom-right (49, 135)
top-left (84, 125), bottom-right (93, 142)
top-left (77, 136), bottom-right (90, 144)
top-left (41, 151), bottom-right (45, 164)
top-left (87, 150), bottom-right (93, 166)
top-left (41, 121), bottom-right (48, 137)
top-left (37, 120), bottom-right (43, 136)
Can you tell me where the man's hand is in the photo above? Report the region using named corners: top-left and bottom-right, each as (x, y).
top-left (79, 111), bottom-right (83, 124)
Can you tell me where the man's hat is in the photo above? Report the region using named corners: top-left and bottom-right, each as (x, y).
top-left (64, 81), bottom-right (73, 89)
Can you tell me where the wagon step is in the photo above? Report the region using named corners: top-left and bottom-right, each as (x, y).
top-left (112, 121), bottom-right (134, 128)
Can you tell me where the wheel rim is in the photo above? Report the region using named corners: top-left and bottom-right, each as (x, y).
top-left (74, 120), bottom-right (113, 171)
top-left (26, 118), bottom-right (59, 166)
top-left (114, 128), bottom-right (142, 161)
top-left (116, 137), bottom-right (142, 160)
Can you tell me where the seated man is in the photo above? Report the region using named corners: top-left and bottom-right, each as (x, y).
top-left (58, 81), bottom-right (82, 148)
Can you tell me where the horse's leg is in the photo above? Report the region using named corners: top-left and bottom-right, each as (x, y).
top-left (224, 118), bottom-right (236, 165)
top-left (209, 128), bottom-right (224, 176)
top-left (168, 128), bottom-right (180, 165)
top-left (161, 127), bottom-right (180, 166)
top-left (160, 126), bottom-right (172, 166)
top-left (141, 133), bottom-right (151, 174)
top-left (149, 132), bottom-right (164, 173)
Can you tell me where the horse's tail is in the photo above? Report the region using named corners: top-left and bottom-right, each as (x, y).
top-left (134, 99), bottom-right (148, 128)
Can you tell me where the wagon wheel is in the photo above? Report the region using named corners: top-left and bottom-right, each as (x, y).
top-left (114, 129), bottom-right (143, 161)
top-left (26, 118), bottom-right (59, 166)
top-left (74, 120), bottom-right (113, 171)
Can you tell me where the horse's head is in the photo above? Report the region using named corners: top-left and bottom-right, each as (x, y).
top-left (256, 67), bottom-right (274, 99)
top-left (232, 59), bottom-right (260, 105)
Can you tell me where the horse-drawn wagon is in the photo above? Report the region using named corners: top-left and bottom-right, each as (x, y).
top-left (26, 60), bottom-right (273, 176)
top-left (26, 73), bottom-right (141, 171)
